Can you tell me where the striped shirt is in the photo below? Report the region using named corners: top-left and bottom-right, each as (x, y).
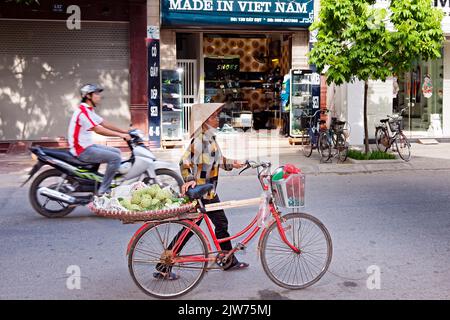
top-left (68, 103), bottom-right (103, 156)
top-left (179, 130), bottom-right (235, 200)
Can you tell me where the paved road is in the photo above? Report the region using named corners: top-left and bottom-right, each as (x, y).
top-left (1, 170), bottom-right (450, 300)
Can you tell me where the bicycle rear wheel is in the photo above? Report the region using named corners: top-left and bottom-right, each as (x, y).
top-left (395, 132), bottom-right (411, 161)
top-left (318, 133), bottom-right (332, 161)
top-left (128, 220), bottom-right (208, 299)
top-left (375, 127), bottom-right (389, 152)
top-left (260, 212), bottom-right (332, 290)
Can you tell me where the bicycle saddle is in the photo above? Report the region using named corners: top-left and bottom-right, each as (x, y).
top-left (186, 183), bottom-right (214, 200)
top-left (380, 119), bottom-right (389, 123)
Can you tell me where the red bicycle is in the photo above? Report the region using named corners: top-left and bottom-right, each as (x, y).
top-left (126, 161), bottom-right (332, 298)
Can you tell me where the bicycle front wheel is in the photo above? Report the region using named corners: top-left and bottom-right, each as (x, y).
top-left (260, 213), bottom-right (332, 290)
top-left (302, 133), bottom-right (314, 157)
top-left (336, 133), bottom-right (348, 163)
top-left (128, 220), bottom-right (209, 299)
top-left (395, 132), bottom-right (411, 161)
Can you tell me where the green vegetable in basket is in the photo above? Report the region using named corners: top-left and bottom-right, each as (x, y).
top-left (120, 199), bottom-right (132, 209)
top-left (153, 189), bottom-right (169, 201)
top-left (165, 199), bottom-right (173, 205)
top-left (147, 184), bottom-right (161, 197)
top-left (131, 193), bottom-right (141, 205)
top-left (140, 198), bottom-right (153, 209)
top-left (130, 204), bottom-right (141, 211)
top-left (151, 198), bottom-right (160, 206)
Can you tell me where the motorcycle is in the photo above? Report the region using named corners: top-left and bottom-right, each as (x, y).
top-left (22, 129), bottom-right (184, 218)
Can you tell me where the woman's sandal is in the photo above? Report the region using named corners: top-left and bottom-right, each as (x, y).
top-left (224, 262), bottom-right (249, 271)
top-left (152, 271), bottom-right (180, 280)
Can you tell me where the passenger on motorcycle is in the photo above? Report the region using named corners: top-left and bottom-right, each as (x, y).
top-left (68, 84), bottom-right (131, 196)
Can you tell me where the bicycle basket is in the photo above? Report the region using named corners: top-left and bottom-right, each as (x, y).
top-left (331, 118), bottom-right (346, 132)
top-left (388, 117), bottom-right (403, 132)
top-left (271, 173), bottom-right (305, 209)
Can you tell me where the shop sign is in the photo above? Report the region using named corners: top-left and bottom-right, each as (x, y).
top-left (147, 26), bottom-right (161, 148)
top-left (161, 0), bottom-right (314, 28)
top-left (434, 0), bottom-right (450, 33)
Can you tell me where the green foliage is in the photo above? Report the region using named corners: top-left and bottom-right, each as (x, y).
top-left (309, 0), bottom-right (444, 85)
top-left (348, 149), bottom-right (396, 160)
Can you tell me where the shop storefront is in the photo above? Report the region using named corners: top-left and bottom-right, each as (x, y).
top-left (393, 1), bottom-right (450, 138)
top-left (157, 0), bottom-right (315, 140)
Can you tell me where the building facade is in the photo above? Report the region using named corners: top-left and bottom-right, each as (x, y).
top-left (333, 1), bottom-right (450, 145)
top-left (148, 0), bottom-right (323, 146)
top-left (0, 0), bottom-right (147, 151)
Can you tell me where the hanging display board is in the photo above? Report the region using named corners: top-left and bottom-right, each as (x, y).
top-left (161, 0), bottom-right (314, 29)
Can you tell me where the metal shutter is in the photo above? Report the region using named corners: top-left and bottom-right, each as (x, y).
top-left (0, 19), bottom-right (130, 140)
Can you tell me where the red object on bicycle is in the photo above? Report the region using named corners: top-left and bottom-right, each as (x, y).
top-left (282, 164), bottom-right (301, 179)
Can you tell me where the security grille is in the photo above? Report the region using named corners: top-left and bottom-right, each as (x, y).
top-left (177, 59), bottom-right (197, 133)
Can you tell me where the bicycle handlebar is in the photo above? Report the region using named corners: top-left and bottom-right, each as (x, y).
top-left (387, 107), bottom-right (407, 119)
top-left (239, 160), bottom-right (271, 175)
top-left (301, 108), bottom-right (329, 118)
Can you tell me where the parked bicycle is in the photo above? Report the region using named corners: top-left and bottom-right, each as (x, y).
top-left (127, 161), bottom-right (333, 299)
top-left (375, 107), bottom-right (411, 161)
top-left (302, 109), bottom-right (327, 157)
top-left (318, 115), bottom-right (349, 163)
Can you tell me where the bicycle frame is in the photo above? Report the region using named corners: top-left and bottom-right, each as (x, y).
top-left (169, 201), bottom-right (300, 266)
top-left (126, 163), bottom-right (301, 264)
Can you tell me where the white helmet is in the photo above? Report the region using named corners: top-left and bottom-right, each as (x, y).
top-left (80, 84), bottom-right (103, 98)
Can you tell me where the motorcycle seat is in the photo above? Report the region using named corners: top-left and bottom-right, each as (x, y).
top-left (186, 183), bottom-right (214, 200)
top-left (40, 147), bottom-right (99, 170)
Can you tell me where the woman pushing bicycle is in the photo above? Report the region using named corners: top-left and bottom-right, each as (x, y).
top-left (153, 103), bottom-right (249, 280)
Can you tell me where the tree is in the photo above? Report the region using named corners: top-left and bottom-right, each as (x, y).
top-left (309, 0), bottom-right (444, 154)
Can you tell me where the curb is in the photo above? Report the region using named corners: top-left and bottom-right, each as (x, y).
top-left (346, 158), bottom-right (405, 164)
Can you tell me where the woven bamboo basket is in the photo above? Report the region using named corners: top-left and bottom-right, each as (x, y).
top-left (87, 201), bottom-right (199, 223)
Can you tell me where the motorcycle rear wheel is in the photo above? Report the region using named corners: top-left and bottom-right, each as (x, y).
top-left (29, 169), bottom-right (76, 218)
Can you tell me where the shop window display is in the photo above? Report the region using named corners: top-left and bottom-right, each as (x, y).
top-left (203, 35), bottom-right (286, 132)
top-left (395, 54), bottom-right (444, 137)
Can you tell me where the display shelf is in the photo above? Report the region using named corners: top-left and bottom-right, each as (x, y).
top-left (289, 69), bottom-right (321, 138)
top-left (161, 69), bottom-right (183, 141)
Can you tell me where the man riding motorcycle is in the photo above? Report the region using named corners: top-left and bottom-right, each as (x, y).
top-left (68, 84), bottom-right (131, 196)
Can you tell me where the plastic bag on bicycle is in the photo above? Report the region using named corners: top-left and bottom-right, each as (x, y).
top-left (271, 164), bottom-right (305, 208)
top-left (257, 190), bottom-right (272, 228)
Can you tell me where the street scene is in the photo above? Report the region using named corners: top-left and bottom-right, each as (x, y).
top-left (1, 0), bottom-right (450, 302)
top-left (1, 137), bottom-right (450, 300)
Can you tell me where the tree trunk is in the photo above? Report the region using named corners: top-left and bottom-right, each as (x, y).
top-left (364, 81), bottom-right (369, 154)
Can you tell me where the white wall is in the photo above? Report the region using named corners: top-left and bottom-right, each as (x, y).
top-left (346, 80), bottom-right (365, 145)
top-left (367, 79), bottom-right (393, 139)
top-left (443, 41), bottom-right (450, 136)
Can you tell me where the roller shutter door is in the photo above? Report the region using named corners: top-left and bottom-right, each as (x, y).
top-left (0, 19), bottom-right (130, 140)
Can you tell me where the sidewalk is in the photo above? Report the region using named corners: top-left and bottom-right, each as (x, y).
top-left (1, 135), bottom-right (450, 178)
